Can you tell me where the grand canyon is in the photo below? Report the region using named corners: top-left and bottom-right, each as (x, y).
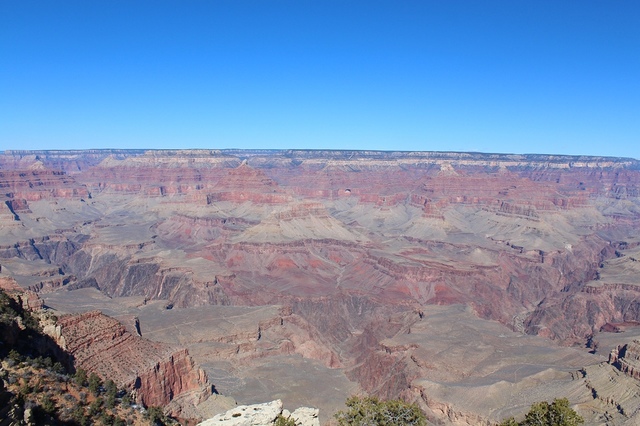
top-left (2, 149), bottom-right (640, 425)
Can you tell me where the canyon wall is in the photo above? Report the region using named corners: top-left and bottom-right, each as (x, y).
top-left (2, 149), bottom-right (640, 423)
top-left (47, 310), bottom-right (213, 411)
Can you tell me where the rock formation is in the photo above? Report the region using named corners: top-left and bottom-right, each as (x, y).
top-left (46, 310), bottom-right (213, 412)
top-left (2, 148), bottom-right (640, 424)
top-left (609, 340), bottom-right (640, 380)
top-left (196, 400), bottom-right (319, 426)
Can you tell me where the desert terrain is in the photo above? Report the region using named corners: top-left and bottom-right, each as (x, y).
top-left (2, 149), bottom-right (640, 424)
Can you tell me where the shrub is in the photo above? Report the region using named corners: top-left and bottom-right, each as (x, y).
top-left (99, 412), bottom-right (115, 425)
top-left (275, 414), bottom-right (297, 426)
top-left (146, 406), bottom-right (167, 425)
top-left (52, 361), bottom-right (65, 374)
top-left (498, 398), bottom-right (584, 426)
top-left (71, 405), bottom-right (86, 424)
top-left (89, 397), bottom-right (104, 416)
top-left (88, 372), bottom-right (102, 395)
top-left (121, 393), bottom-right (132, 407)
top-left (335, 395), bottom-right (426, 426)
top-left (41, 393), bottom-right (57, 415)
top-left (74, 368), bottom-right (88, 387)
top-left (8, 349), bottom-right (22, 364)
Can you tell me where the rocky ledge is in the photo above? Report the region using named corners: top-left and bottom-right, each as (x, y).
top-left (196, 399), bottom-right (319, 426)
top-left (609, 339), bottom-right (640, 380)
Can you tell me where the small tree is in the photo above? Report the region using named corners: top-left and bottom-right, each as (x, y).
top-left (99, 412), bottom-right (114, 425)
top-left (41, 393), bottom-right (57, 415)
top-left (18, 379), bottom-right (33, 397)
top-left (52, 361), bottom-right (65, 374)
top-left (121, 392), bottom-right (132, 407)
top-left (74, 368), bottom-right (88, 387)
top-left (499, 398), bottom-right (584, 426)
top-left (8, 349), bottom-right (22, 362)
top-left (89, 398), bottom-right (104, 416)
top-left (71, 405), bottom-right (87, 425)
top-left (88, 372), bottom-right (102, 395)
top-left (335, 395), bottom-right (426, 426)
top-left (104, 379), bottom-right (117, 408)
top-left (104, 379), bottom-right (117, 396)
top-left (146, 406), bottom-right (167, 426)
top-left (546, 398), bottom-right (584, 426)
top-left (105, 392), bottom-right (116, 409)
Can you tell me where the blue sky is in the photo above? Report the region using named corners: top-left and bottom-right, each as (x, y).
top-left (1, 1), bottom-right (639, 158)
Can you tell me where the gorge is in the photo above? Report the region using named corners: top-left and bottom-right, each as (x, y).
top-left (1, 149), bottom-right (640, 424)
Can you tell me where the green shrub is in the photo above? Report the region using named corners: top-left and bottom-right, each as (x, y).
top-left (8, 349), bottom-right (22, 363)
top-left (499, 398), bottom-right (584, 426)
top-left (41, 393), bottom-right (56, 415)
top-left (74, 368), bottom-right (88, 387)
top-left (88, 372), bottom-right (102, 395)
top-left (275, 414), bottom-right (297, 426)
top-left (89, 397), bottom-right (104, 416)
top-left (335, 395), bottom-right (426, 426)
top-left (121, 392), bottom-right (132, 407)
top-left (52, 361), bottom-right (65, 374)
top-left (146, 406), bottom-right (167, 425)
top-left (71, 405), bottom-right (87, 425)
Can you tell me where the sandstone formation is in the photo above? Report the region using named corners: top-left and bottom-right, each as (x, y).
top-left (2, 149), bottom-right (640, 424)
top-left (46, 310), bottom-right (213, 413)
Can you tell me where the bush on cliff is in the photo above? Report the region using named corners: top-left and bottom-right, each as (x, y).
top-left (498, 398), bottom-right (584, 426)
top-left (275, 414), bottom-right (297, 426)
top-left (334, 395), bottom-right (426, 426)
top-left (88, 371), bottom-right (102, 395)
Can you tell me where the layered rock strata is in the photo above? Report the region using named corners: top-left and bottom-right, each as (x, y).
top-left (46, 310), bottom-right (213, 411)
top-left (2, 149), bottom-right (640, 424)
top-left (609, 340), bottom-right (640, 380)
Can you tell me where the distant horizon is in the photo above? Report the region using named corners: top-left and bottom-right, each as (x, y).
top-left (1, 147), bottom-right (638, 161)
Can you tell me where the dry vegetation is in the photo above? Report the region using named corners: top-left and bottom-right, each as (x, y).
top-left (0, 289), bottom-right (169, 426)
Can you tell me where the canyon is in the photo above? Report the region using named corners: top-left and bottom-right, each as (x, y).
top-left (1, 149), bottom-right (640, 424)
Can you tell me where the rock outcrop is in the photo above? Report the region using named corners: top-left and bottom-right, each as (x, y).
top-left (609, 340), bottom-right (640, 380)
top-left (47, 310), bottom-right (213, 411)
top-left (196, 400), bottom-right (319, 426)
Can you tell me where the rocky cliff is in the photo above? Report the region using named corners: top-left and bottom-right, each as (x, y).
top-left (47, 310), bottom-right (213, 412)
top-left (609, 340), bottom-right (640, 380)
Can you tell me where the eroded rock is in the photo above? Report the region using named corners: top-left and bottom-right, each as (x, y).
top-left (197, 400), bottom-right (319, 426)
top-left (48, 310), bottom-right (213, 413)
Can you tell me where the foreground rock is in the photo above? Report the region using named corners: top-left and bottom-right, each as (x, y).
top-left (197, 399), bottom-right (319, 426)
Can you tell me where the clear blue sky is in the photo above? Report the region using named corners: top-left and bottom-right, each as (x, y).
top-left (1, 1), bottom-right (639, 158)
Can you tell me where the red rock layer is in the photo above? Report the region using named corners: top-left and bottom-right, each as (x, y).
top-left (0, 170), bottom-right (89, 201)
top-left (53, 311), bottom-right (212, 408)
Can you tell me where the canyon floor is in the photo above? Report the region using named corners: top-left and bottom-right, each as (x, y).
top-left (2, 149), bottom-right (640, 424)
